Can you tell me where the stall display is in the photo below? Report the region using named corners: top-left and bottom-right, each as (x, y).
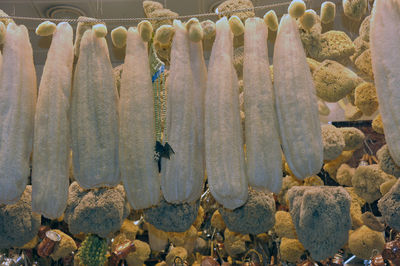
top-left (0, 0), bottom-right (399, 265)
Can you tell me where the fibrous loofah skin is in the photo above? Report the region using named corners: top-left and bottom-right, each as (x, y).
top-left (71, 29), bottom-right (120, 189)
top-left (273, 14), bottom-right (323, 180)
top-left (64, 182), bottom-right (130, 238)
top-left (219, 189), bottom-right (276, 235)
top-left (0, 186), bottom-right (41, 249)
top-left (119, 27), bottom-right (160, 210)
top-left (370, 0), bottom-right (400, 165)
top-left (32, 22), bottom-right (74, 220)
top-left (143, 197), bottom-right (200, 232)
top-left (378, 179), bottom-right (400, 231)
top-left (287, 186), bottom-right (351, 261)
top-left (0, 23), bottom-right (37, 204)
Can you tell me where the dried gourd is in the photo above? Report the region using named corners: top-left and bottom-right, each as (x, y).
top-left (31, 23), bottom-right (74, 219)
top-left (71, 29), bottom-right (120, 189)
top-left (273, 15), bottom-right (323, 179)
top-left (243, 18), bottom-right (282, 193)
top-left (370, 0), bottom-right (400, 165)
top-left (0, 23), bottom-right (37, 204)
top-left (205, 17), bottom-right (248, 209)
top-left (161, 20), bottom-right (204, 203)
top-left (120, 27), bottom-right (160, 210)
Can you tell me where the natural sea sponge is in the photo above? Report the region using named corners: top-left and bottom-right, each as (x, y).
top-left (126, 240), bottom-right (151, 266)
top-left (73, 16), bottom-right (99, 57)
top-left (219, 189), bottom-right (275, 235)
top-left (288, 0), bottom-right (306, 19)
top-left (372, 114), bottom-right (384, 134)
top-left (113, 64), bottom-right (123, 95)
top-left (216, 0), bottom-right (255, 21)
top-left (320, 1), bottom-right (336, 24)
top-left (138, 20), bottom-right (153, 42)
top-left (146, 222), bottom-right (169, 252)
top-left (350, 201), bottom-right (364, 228)
top-left (351, 36), bottom-right (369, 62)
top-left (321, 124), bottom-right (345, 160)
top-left (287, 186), bottom-right (351, 261)
top-left (361, 212), bottom-right (384, 232)
top-left (348, 225), bottom-right (385, 259)
top-left (144, 197), bottom-right (199, 232)
top-left (229, 16), bottom-right (244, 36)
top-left (111, 26), bottom-right (128, 48)
top-left (211, 210), bottom-right (226, 231)
top-left (318, 31), bottom-right (355, 64)
top-left (280, 238), bottom-right (305, 263)
top-left (93, 24), bottom-right (107, 38)
top-left (300, 9), bottom-right (317, 31)
top-left (120, 219), bottom-right (139, 240)
top-left (318, 99), bottom-right (330, 116)
top-left (314, 60), bottom-right (362, 102)
top-left (377, 144), bottom-right (400, 177)
top-left (355, 49), bottom-right (373, 79)
top-left (343, 0), bottom-right (368, 21)
top-left (303, 175), bottom-right (324, 186)
top-left (143, 1), bottom-right (178, 30)
top-left (233, 46), bottom-right (244, 79)
top-left (64, 182), bottom-right (130, 238)
top-left (264, 10), bottom-right (278, 31)
top-left (340, 127), bottom-right (365, 151)
top-left (0, 21), bottom-right (5, 45)
top-left (378, 179), bottom-right (400, 231)
top-left (223, 228), bottom-right (249, 257)
top-left (193, 206), bottom-right (205, 230)
top-left (168, 225), bottom-right (197, 253)
top-left (336, 164), bottom-right (354, 186)
top-left (35, 21), bottom-right (56, 36)
top-left (380, 179), bottom-right (397, 196)
top-left (277, 175), bottom-right (301, 205)
top-left (0, 186), bottom-right (41, 249)
top-left (50, 230), bottom-right (77, 260)
top-left (274, 211), bottom-right (297, 239)
top-left (359, 15), bottom-right (371, 42)
top-left (298, 17), bottom-right (322, 60)
top-left (352, 164), bottom-right (393, 203)
top-left (344, 104), bottom-right (363, 121)
top-left (166, 246), bottom-right (188, 266)
top-left (323, 150), bottom-right (354, 178)
top-left (346, 187), bottom-right (366, 206)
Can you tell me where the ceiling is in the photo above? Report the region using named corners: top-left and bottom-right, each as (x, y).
top-left (0, 0), bottom-right (348, 67)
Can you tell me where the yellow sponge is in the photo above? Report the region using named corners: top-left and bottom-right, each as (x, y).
top-left (229, 15), bottom-right (244, 36)
top-left (93, 24), bottom-right (107, 38)
top-left (300, 9), bottom-right (317, 31)
top-left (111, 26), bottom-right (127, 48)
top-left (138, 20), bottom-right (153, 42)
top-left (0, 21), bottom-right (5, 44)
top-left (288, 0), bottom-right (306, 19)
top-left (321, 1), bottom-right (336, 24)
top-left (263, 10), bottom-right (279, 31)
top-left (35, 21), bottom-right (56, 36)
top-left (186, 18), bottom-right (203, 42)
top-left (154, 24), bottom-right (174, 45)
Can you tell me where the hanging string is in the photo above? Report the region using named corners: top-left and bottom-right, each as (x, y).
top-left (0, 1), bottom-right (298, 24)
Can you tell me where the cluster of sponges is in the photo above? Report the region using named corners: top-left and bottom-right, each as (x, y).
top-left (287, 186), bottom-right (351, 261)
top-left (0, 186), bottom-right (41, 249)
top-left (64, 182), bottom-right (130, 238)
top-left (218, 189), bottom-right (275, 235)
